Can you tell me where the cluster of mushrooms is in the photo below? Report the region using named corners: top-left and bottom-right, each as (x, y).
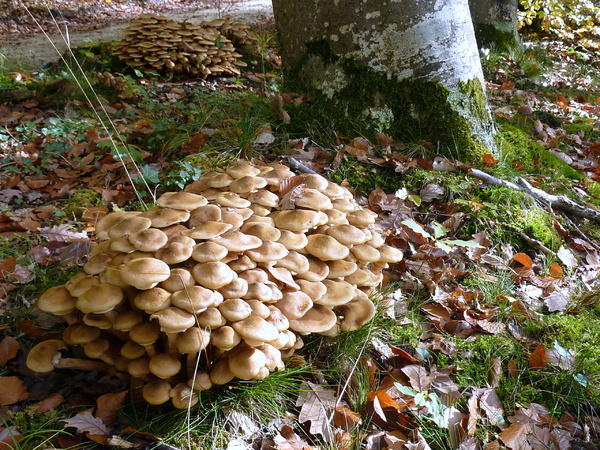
top-left (114, 14), bottom-right (254, 78)
top-left (26, 162), bottom-right (403, 408)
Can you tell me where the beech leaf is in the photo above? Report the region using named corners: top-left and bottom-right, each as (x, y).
top-left (39, 224), bottom-right (88, 243)
top-left (0, 376), bottom-right (29, 405)
top-left (0, 336), bottom-right (19, 366)
top-left (62, 412), bottom-right (108, 436)
top-left (96, 391), bottom-right (127, 426)
top-left (296, 381), bottom-right (339, 441)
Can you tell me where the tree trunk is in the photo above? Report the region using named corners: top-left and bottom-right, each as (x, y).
top-left (272, 0), bottom-right (497, 163)
top-left (469, 0), bottom-right (521, 50)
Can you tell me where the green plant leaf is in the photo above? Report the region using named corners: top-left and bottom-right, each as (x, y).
top-left (401, 219), bottom-right (431, 239)
top-left (394, 383), bottom-right (418, 397)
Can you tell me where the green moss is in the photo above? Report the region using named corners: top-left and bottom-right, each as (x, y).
top-left (496, 120), bottom-right (582, 180)
top-left (328, 159), bottom-right (406, 194)
top-left (564, 122), bottom-right (600, 141)
top-left (462, 186), bottom-right (562, 250)
top-left (283, 42), bottom-right (495, 163)
top-left (63, 189), bottom-right (102, 217)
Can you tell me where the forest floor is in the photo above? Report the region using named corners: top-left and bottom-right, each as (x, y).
top-left (1, 2), bottom-right (600, 450)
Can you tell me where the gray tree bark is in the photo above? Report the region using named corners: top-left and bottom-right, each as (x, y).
top-left (271, 0), bottom-right (497, 163)
top-left (469, 0), bottom-right (521, 49)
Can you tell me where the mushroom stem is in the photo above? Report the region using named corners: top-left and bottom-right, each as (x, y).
top-left (186, 352), bottom-right (199, 379)
top-left (62, 313), bottom-right (79, 325)
top-left (54, 356), bottom-right (110, 372)
top-left (166, 333), bottom-right (179, 356)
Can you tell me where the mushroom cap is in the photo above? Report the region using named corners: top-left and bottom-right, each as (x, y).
top-left (275, 291), bottom-right (313, 320)
top-left (108, 216), bottom-right (152, 239)
top-left (323, 208), bottom-right (349, 225)
top-left (150, 306), bottom-right (195, 333)
top-left (247, 190), bottom-right (279, 208)
top-left (305, 234), bottom-right (350, 261)
top-left (142, 207), bottom-right (190, 228)
top-left (183, 221), bottom-right (232, 239)
top-left (120, 258), bottom-right (171, 290)
top-left (176, 327), bottom-right (210, 353)
top-left (95, 211), bottom-right (142, 240)
top-left (155, 241), bottom-right (194, 265)
top-left (113, 310), bottom-right (145, 332)
top-left (210, 357), bottom-right (235, 385)
top-left (346, 209), bottom-right (377, 226)
top-left (275, 251), bottom-right (310, 274)
top-left (143, 380), bottom-right (172, 405)
top-left (277, 230), bottom-right (309, 251)
top-left (289, 305), bottom-right (338, 334)
top-left (83, 313), bottom-right (114, 329)
top-left (218, 277), bottom-right (249, 299)
top-left (128, 357), bottom-right (150, 378)
top-left (240, 222), bottom-right (281, 241)
top-left (228, 346), bottom-right (267, 380)
top-left (192, 242), bottom-right (229, 263)
top-left (301, 174), bottom-right (329, 191)
top-left (196, 307), bottom-right (226, 329)
top-left (326, 224), bottom-right (369, 245)
top-left (210, 325), bottom-right (241, 351)
top-left (244, 299), bottom-right (271, 319)
top-left (121, 341), bottom-right (147, 360)
top-left (296, 257), bottom-right (329, 281)
top-left (245, 241), bottom-right (289, 263)
top-left (83, 338), bottom-right (112, 360)
top-left (170, 383), bottom-right (199, 409)
top-left (226, 163), bottom-right (261, 179)
top-left (171, 285), bottom-right (216, 313)
top-left (296, 280), bottom-right (327, 301)
top-left (129, 320), bottom-right (161, 345)
top-left (26, 340), bottom-right (67, 373)
top-left (229, 175), bottom-right (268, 194)
top-left (218, 299), bottom-right (252, 322)
top-left (212, 231), bottom-right (262, 252)
top-left (134, 287), bottom-right (172, 313)
top-left (274, 210), bottom-right (321, 232)
top-left (327, 260), bottom-right (358, 278)
top-left (76, 283), bottom-right (124, 314)
top-left (160, 268), bottom-right (195, 292)
top-left (294, 188), bottom-right (333, 211)
top-left (232, 316), bottom-right (279, 345)
top-left (129, 228), bottom-right (169, 252)
top-left (335, 295), bottom-right (376, 332)
top-left (149, 353), bottom-right (182, 379)
top-left (156, 191), bottom-right (208, 210)
top-left (188, 204), bottom-right (222, 226)
top-left (69, 275), bottom-right (101, 297)
top-left (265, 266), bottom-right (300, 290)
top-left (192, 262), bottom-right (236, 290)
top-left (314, 280), bottom-right (355, 306)
top-left (378, 245), bottom-right (404, 263)
top-left (36, 285), bottom-right (77, 316)
top-left (215, 192), bottom-right (252, 208)
top-left (350, 244), bottom-right (381, 263)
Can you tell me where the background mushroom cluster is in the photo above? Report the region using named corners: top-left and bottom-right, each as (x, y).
top-left (27, 162), bottom-right (403, 408)
top-left (114, 14), bottom-right (255, 78)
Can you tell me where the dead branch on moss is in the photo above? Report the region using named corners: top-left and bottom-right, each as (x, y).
top-left (456, 163), bottom-right (600, 225)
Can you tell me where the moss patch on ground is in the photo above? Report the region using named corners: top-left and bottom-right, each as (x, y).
top-left (496, 120), bottom-right (582, 180)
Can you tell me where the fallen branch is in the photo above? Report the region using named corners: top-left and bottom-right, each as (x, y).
top-left (457, 165), bottom-right (600, 225)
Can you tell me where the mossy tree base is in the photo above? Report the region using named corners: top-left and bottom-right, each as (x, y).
top-left (272, 0), bottom-right (497, 164)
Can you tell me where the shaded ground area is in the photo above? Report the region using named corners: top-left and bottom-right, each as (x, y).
top-left (1, 0), bottom-right (272, 68)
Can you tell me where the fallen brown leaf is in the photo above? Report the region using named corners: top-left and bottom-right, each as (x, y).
top-left (0, 377), bottom-right (29, 405)
top-left (529, 344), bottom-right (548, 370)
top-left (33, 393), bottom-right (65, 413)
top-left (0, 336), bottom-right (19, 366)
top-left (96, 391), bottom-right (127, 427)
